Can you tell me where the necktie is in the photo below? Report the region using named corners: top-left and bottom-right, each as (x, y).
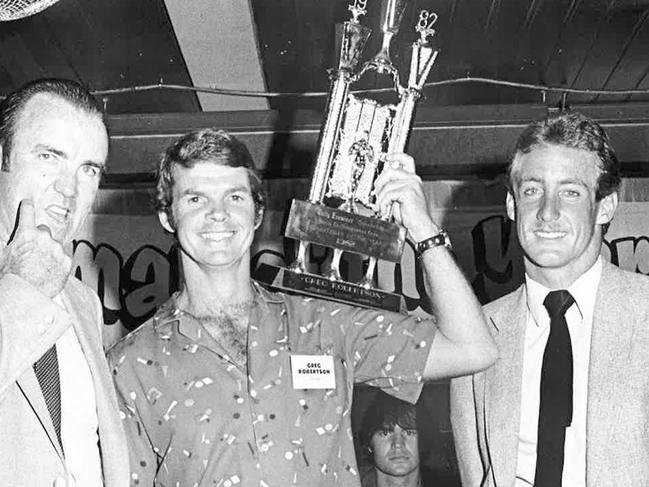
top-left (33, 344), bottom-right (63, 450)
top-left (535, 290), bottom-right (575, 487)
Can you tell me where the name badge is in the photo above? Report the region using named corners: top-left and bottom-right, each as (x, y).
top-left (290, 354), bottom-right (336, 389)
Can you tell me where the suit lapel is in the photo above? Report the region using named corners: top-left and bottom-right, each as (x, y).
top-left (60, 278), bottom-right (129, 487)
top-left (16, 354), bottom-right (65, 461)
top-left (485, 285), bottom-right (527, 485)
top-left (15, 280), bottom-right (100, 468)
top-left (60, 279), bottom-right (101, 359)
top-left (586, 262), bottom-right (634, 485)
top-left (59, 280), bottom-right (107, 437)
top-left (62, 282), bottom-right (117, 429)
top-left (14, 281), bottom-right (71, 464)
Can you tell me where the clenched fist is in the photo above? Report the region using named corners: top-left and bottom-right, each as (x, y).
top-left (373, 153), bottom-right (440, 243)
top-left (0, 199), bottom-right (72, 297)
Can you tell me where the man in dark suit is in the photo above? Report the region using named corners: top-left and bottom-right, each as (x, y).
top-left (0, 79), bottom-right (129, 487)
top-left (451, 111), bottom-right (649, 486)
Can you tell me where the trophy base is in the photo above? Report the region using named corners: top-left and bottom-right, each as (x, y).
top-left (255, 264), bottom-right (406, 314)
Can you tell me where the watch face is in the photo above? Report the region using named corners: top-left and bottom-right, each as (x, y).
top-left (416, 231), bottom-right (451, 256)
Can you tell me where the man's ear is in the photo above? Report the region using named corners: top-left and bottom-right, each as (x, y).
top-left (158, 210), bottom-right (175, 234)
top-left (506, 191), bottom-right (516, 221)
top-left (0, 144), bottom-right (9, 175)
top-left (596, 192), bottom-right (618, 225)
top-left (254, 208), bottom-right (264, 230)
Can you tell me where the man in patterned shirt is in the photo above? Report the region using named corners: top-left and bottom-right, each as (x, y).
top-left (108, 128), bottom-right (497, 487)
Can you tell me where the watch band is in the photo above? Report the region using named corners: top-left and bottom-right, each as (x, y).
top-left (415, 230), bottom-right (452, 257)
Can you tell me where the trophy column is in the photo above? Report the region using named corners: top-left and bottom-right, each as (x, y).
top-left (361, 9), bottom-right (440, 286)
top-left (292, 2), bottom-right (372, 273)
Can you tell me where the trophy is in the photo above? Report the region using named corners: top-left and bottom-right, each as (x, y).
top-left (258, 0), bottom-right (439, 312)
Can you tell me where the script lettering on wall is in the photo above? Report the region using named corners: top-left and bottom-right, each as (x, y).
top-left (72, 204), bottom-right (649, 339)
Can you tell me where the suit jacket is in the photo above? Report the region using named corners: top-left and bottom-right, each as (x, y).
top-left (451, 261), bottom-right (649, 487)
top-left (0, 273), bottom-right (129, 487)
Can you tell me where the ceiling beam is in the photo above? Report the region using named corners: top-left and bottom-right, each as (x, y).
top-left (163, 0), bottom-right (268, 111)
top-left (104, 102), bottom-right (649, 179)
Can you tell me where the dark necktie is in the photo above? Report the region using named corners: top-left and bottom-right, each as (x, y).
top-left (33, 344), bottom-right (63, 450)
top-left (535, 290), bottom-right (575, 487)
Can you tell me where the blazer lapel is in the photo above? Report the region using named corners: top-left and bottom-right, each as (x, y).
top-left (485, 285), bottom-right (527, 485)
top-left (60, 279), bottom-right (129, 487)
top-left (586, 262), bottom-right (634, 485)
top-left (16, 362), bottom-right (66, 461)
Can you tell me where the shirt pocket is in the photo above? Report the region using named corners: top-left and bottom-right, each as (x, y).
top-left (247, 348), bottom-right (351, 480)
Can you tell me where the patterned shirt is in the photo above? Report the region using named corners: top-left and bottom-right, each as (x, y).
top-left (107, 282), bottom-right (436, 487)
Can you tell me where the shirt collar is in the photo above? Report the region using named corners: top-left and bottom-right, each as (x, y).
top-left (251, 279), bottom-right (285, 304)
top-left (525, 257), bottom-right (603, 327)
top-left (152, 279), bottom-right (285, 339)
top-left (151, 292), bottom-right (184, 337)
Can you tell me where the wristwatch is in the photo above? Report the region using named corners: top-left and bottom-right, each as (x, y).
top-left (415, 230), bottom-right (452, 257)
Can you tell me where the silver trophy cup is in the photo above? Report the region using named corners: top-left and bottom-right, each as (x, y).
top-left (258, 0), bottom-right (439, 312)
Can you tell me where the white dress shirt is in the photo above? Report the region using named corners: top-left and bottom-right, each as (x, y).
top-left (515, 258), bottom-right (602, 487)
top-left (54, 295), bottom-right (103, 487)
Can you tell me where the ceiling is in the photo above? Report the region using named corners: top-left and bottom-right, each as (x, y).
top-left (2, 0), bottom-right (649, 114)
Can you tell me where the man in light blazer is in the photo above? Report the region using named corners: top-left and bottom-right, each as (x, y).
top-left (0, 79), bottom-right (129, 486)
top-left (451, 111), bottom-right (649, 487)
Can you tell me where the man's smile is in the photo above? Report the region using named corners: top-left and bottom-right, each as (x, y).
top-left (199, 230), bottom-right (235, 242)
top-left (533, 229), bottom-right (567, 240)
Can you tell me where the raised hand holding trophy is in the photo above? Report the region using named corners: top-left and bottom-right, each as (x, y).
top-left (258, 0), bottom-right (439, 312)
